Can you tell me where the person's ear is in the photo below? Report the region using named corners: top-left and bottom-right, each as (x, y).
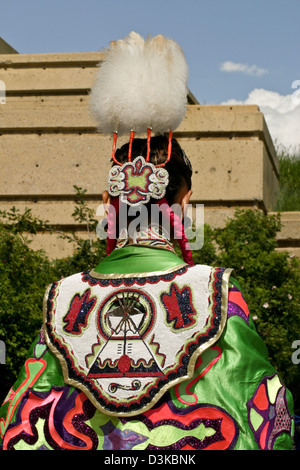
top-left (102, 190), bottom-right (111, 215)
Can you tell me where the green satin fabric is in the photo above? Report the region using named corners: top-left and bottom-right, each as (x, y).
top-left (177, 314), bottom-right (286, 450)
top-left (7, 338), bottom-right (66, 393)
top-left (93, 245), bottom-right (186, 274)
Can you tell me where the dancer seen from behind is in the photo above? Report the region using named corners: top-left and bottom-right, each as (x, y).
top-left (0, 32), bottom-right (294, 450)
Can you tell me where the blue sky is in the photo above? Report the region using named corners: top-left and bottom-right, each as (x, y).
top-left (1, 0), bottom-right (299, 149)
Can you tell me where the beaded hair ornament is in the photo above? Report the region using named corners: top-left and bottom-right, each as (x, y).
top-left (89, 32), bottom-right (193, 264)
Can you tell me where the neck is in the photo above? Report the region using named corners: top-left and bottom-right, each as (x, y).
top-left (116, 224), bottom-right (176, 253)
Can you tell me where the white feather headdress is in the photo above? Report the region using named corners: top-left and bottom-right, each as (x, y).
top-left (89, 32), bottom-right (189, 136)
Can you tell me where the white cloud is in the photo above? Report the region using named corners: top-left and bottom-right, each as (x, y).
top-left (222, 88), bottom-right (300, 151)
top-left (220, 61), bottom-right (268, 77)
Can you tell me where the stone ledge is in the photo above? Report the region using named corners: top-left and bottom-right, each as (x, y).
top-left (0, 101), bottom-right (278, 180)
top-left (0, 51), bottom-right (105, 66)
top-left (270, 211), bottom-right (300, 243)
top-left (0, 100), bottom-right (275, 136)
top-left (0, 134), bottom-right (276, 209)
top-left (0, 51), bottom-right (197, 105)
top-left (0, 200), bottom-right (261, 228)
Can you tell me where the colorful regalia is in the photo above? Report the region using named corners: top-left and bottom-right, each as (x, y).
top-left (0, 32), bottom-right (294, 450)
top-left (0, 236), bottom-right (295, 450)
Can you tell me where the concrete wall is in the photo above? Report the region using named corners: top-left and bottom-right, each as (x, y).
top-left (0, 51), bottom-right (298, 258)
top-left (0, 38), bottom-right (18, 54)
top-left (272, 211), bottom-right (300, 258)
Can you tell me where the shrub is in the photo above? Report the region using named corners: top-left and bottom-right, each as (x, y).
top-left (276, 148), bottom-right (300, 211)
top-left (0, 208), bottom-right (55, 398)
top-left (54, 186), bottom-right (107, 277)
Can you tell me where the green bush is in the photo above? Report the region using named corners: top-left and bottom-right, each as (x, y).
top-left (0, 208), bottom-right (56, 395)
top-left (53, 186), bottom-right (107, 277)
top-left (0, 192), bottom-right (299, 412)
top-left (276, 148), bottom-right (300, 211)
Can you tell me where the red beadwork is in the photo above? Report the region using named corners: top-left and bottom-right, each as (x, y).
top-left (118, 354), bottom-right (131, 374)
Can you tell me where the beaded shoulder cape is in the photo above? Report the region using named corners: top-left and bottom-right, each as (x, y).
top-left (43, 264), bottom-right (231, 417)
